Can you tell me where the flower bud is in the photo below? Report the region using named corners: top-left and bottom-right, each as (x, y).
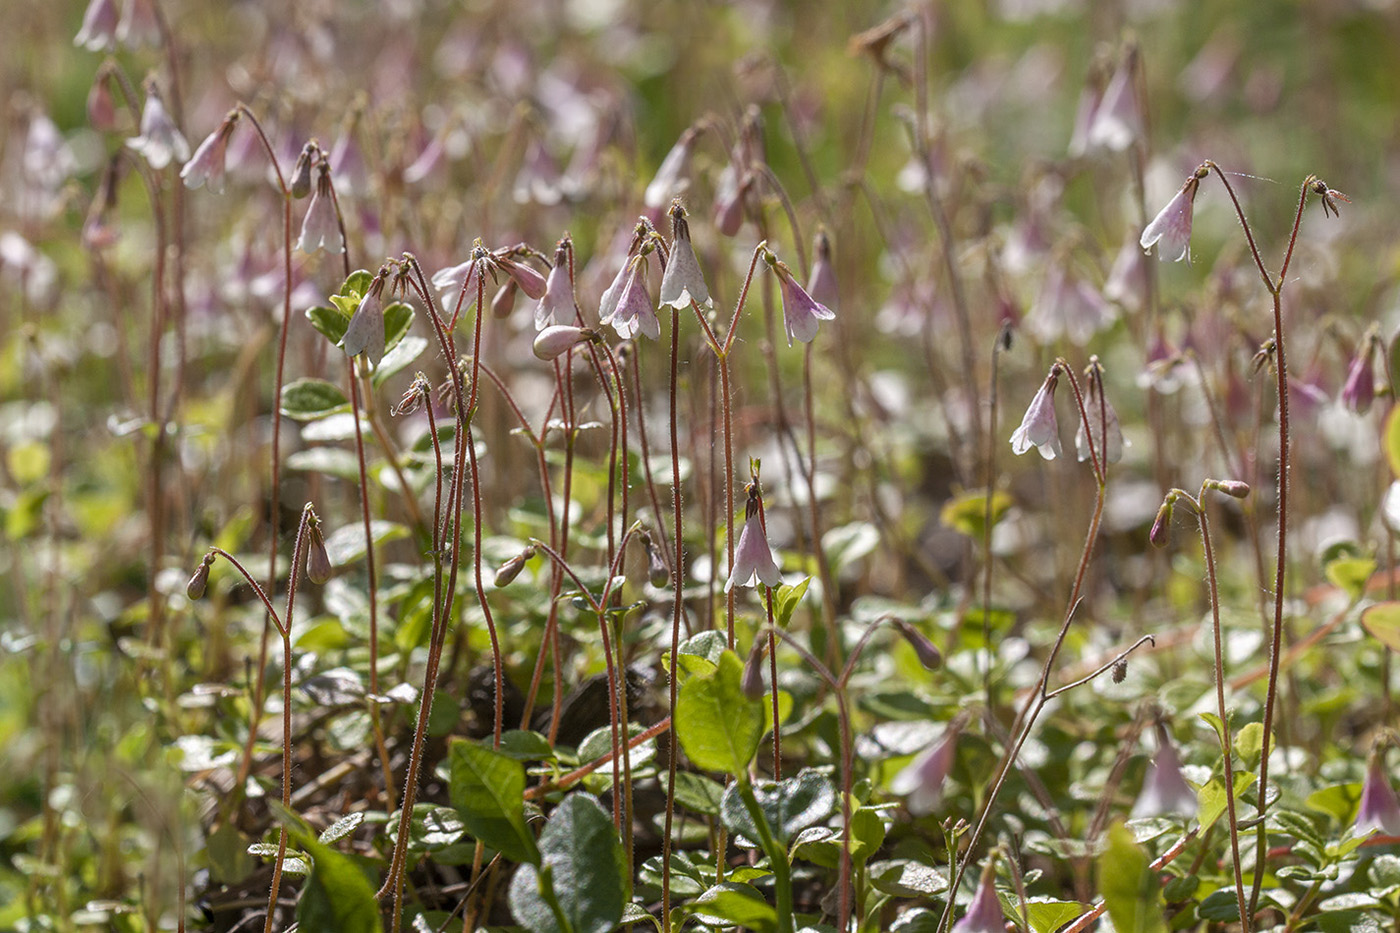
top-left (494, 546), bottom-right (536, 587)
top-left (187, 554), bottom-right (214, 600)
top-left (306, 516), bottom-right (333, 585)
top-left (1213, 480), bottom-right (1250, 499)
top-left (491, 279), bottom-right (518, 319)
top-left (896, 620), bottom-right (942, 671)
top-left (1149, 500), bottom-right (1173, 548)
top-left (640, 530), bottom-right (670, 588)
top-left (533, 325), bottom-right (595, 362)
top-left (289, 143), bottom-right (316, 199)
top-left (741, 638), bottom-right (767, 701)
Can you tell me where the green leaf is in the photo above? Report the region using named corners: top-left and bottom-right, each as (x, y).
top-left (1324, 555), bottom-right (1376, 601)
top-left (1305, 783), bottom-right (1363, 823)
top-left (868, 860), bottom-right (948, 898)
top-left (281, 378), bottom-right (350, 422)
top-left (822, 521), bottom-right (879, 572)
top-left (1198, 712), bottom-right (1228, 750)
top-left (845, 805), bottom-right (888, 866)
top-left (676, 883), bottom-right (777, 933)
top-left (372, 335), bottom-right (428, 389)
top-left (1234, 723), bottom-right (1265, 770)
top-left (205, 822), bottom-right (254, 884)
top-left (270, 803), bottom-right (382, 933)
top-left (507, 793), bottom-right (626, 933)
top-left (668, 629), bottom-right (726, 677)
top-left (671, 771), bottom-right (727, 817)
top-left (1386, 405), bottom-right (1400, 478)
top-left (323, 520), bottom-right (408, 566)
top-left (1097, 822), bottom-right (1167, 933)
top-left (675, 650), bottom-right (763, 775)
top-left (383, 301), bottom-right (415, 352)
top-left (939, 488), bottom-right (1012, 538)
top-left (447, 738), bottom-right (539, 865)
top-left (287, 446), bottom-right (363, 481)
top-left (497, 729), bottom-right (557, 761)
top-left (1361, 602), bottom-right (1400, 652)
top-left (773, 577), bottom-right (811, 628)
top-left (340, 269), bottom-right (373, 298)
top-left (1021, 898), bottom-right (1087, 933)
top-left (319, 812), bottom-right (364, 845)
top-left (1196, 889), bottom-right (1239, 923)
top-left (307, 305), bottom-right (350, 345)
top-left (719, 769), bottom-right (836, 845)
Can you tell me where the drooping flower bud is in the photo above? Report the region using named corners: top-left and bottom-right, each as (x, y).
top-left (533, 325), bottom-right (596, 361)
top-left (494, 546), bottom-right (537, 587)
top-left (305, 507), bottom-right (332, 585)
top-left (187, 553), bottom-right (215, 600)
top-left (1075, 357), bottom-right (1125, 466)
top-left (741, 638), bottom-right (767, 701)
top-left (497, 256), bottom-right (548, 302)
top-left (644, 125), bottom-right (698, 210)
top-left (896, 620), bottom-right (942, 671)
top-left (806, 230), bottom-right (839, 311)
top-left (1341, 335), bottom-right (1378, 414)
top-left (492, 279), bottom-right (519, 319)
top-left (640, 529), bottom-right (670, 588)
top-left (289, 143), bottom-right (316, 199)
top-left (1212, 480), bottom-right (1250, 499)
top-left (1149, 499), bottom-right (1173, 548)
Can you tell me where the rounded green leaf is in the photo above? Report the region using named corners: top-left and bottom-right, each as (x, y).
top-left (675, 650), bottom-right (763, 775)
top-left (280, 378), bottom-right (350, 422)
top-left (508, 793), bottom-right (625, 933)
top-left (719, 769), bottom-right (836, 845)
top-left (1361, 602), bottom-right (1400, 652)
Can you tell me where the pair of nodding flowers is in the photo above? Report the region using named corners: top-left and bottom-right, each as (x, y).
top-left (1010, 357), bottom-right (1124, 466)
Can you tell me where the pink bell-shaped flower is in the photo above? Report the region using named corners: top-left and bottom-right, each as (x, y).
top-left (1141, 167), bottom-right (1207, 263)
top-left (1010, 371), bottom-right (1062, 460)
top-left (1131, 722), bottom-right (1198, 820)
top-left (1356, 749), bottom-right (1400, 837)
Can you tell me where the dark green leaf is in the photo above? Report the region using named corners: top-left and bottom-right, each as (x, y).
top-left (507, 793), bottom-right (625, 933)
top-left (448, 738), bottom-right (538, 864)
top-left (281, 378), bottom-right (350, 422)
top-left (671, 771), bottom-right (727, 817)
top-left (720, 769), bottom-right (836, 845)
top-left (1195, 889), bottom-right (1239, 923)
